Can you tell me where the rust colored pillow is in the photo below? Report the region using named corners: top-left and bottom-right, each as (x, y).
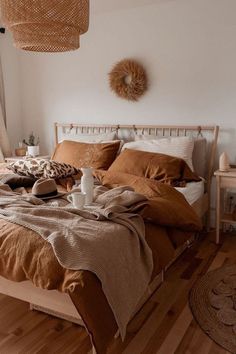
top-left (94, 169), bottom-right (202, 232)
top-left (108, 148), bottom-right (200, 185)
top-left (52, 140), bottom-right (120, 170)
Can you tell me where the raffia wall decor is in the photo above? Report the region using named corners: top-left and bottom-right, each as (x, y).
top-left (0, 0), bottom-right (89, 52)
top-left (109, 59), bottom-right (148, 101)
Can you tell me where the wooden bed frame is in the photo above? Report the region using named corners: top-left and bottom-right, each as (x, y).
top-left (0, 123), bottom-right (219, 347)
top-left (54, 123), bottom-right (219, 223)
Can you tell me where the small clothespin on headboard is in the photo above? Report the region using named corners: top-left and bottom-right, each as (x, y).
top-left (65, 123), bottom-right (74, 135)
top-left (133, 125), bottom-right (138, 134)
top-left (197, 126), bottom-right (203, 138)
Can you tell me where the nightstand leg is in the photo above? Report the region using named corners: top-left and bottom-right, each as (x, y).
top-left (216, 176), bottom-right (220, 244)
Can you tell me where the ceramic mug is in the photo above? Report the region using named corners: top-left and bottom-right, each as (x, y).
top-left (67, 192), bottom-right (86, 209)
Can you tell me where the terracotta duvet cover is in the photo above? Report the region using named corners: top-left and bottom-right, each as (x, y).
top-left (0, 171), bottom-right (201, 353)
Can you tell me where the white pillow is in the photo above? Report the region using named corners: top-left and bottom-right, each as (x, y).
top-left (122, 136), bottom-right (194, 170)
top-left (59, 132), bottom-right (117, 143)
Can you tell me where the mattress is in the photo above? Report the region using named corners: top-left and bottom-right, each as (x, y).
top-left (175, 179), bottom-right (205, 205)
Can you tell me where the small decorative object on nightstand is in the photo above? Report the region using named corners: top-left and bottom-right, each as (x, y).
top-left (15, 142), bottom-right (26, 157)
top-left (214, 168), bottom-right (236, 244)
top-left (219, 152), bottom-right (230, 172)
top-left (15, 147), bottom-right (26, 157)
top-left (23, 132), bottom-right (40, 157)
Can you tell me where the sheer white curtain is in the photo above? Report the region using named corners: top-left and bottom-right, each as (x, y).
top-left (0, 56), bottom-right (11, 162)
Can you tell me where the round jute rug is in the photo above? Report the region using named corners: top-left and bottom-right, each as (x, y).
top-left (189, 265), bottom-right (236, 354)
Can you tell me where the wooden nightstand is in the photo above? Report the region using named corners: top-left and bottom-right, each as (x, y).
top-left (214, 169), bottom-right (236, 244)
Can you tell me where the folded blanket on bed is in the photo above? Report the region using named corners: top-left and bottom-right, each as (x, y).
top-left (0, 184), bottom-right (153, 339)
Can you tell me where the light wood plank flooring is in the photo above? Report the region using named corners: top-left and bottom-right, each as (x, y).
top-left (0, 231), bottom-right (235, 354)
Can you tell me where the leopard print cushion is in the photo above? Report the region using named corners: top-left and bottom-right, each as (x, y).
top-left (9, 159), bottom-right (78, 179)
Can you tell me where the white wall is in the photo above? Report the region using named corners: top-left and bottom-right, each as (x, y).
top-left (4, 0), bottom-right (236, 163)
top-left (0, 31), bottom-right (22, 150)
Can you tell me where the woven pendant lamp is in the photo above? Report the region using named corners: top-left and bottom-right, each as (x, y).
top-left (0, 0), bottom-right (89, 52)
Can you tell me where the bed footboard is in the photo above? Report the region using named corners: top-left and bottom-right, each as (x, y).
top-left (0, 276), bottom-right (83, 325)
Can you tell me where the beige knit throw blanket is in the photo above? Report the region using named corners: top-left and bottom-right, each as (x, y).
top-left (0, 185), bottom-right (153, 339)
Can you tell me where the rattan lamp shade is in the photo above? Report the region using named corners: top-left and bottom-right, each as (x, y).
top-left (0, 0), bottom-right (89, 52)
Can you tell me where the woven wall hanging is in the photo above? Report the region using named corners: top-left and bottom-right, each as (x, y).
top-left (109, 59), bottom-right (148, 101)
top-left (0, 0), bottom-right (89, 52)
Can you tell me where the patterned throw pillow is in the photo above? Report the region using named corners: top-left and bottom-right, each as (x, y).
top-left (9, 159), bottom-right (46, 178)
top-left (44, 160), bottom-right (78, 178)
top-left (8, 159), bottom-right (78, 179)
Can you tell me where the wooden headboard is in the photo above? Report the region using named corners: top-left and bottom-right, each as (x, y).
top-left (54, 123), bottom-right (219, 194)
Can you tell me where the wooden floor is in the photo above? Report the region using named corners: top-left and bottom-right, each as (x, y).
top-left (0, 231), bottom-right (235, 354)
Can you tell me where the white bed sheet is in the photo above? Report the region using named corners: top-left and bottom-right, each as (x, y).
top-left (175, 179), bottom-right (205, 205)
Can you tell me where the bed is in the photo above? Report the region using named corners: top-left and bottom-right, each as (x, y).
top-left (0, 123), bottom-right (219, 354)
